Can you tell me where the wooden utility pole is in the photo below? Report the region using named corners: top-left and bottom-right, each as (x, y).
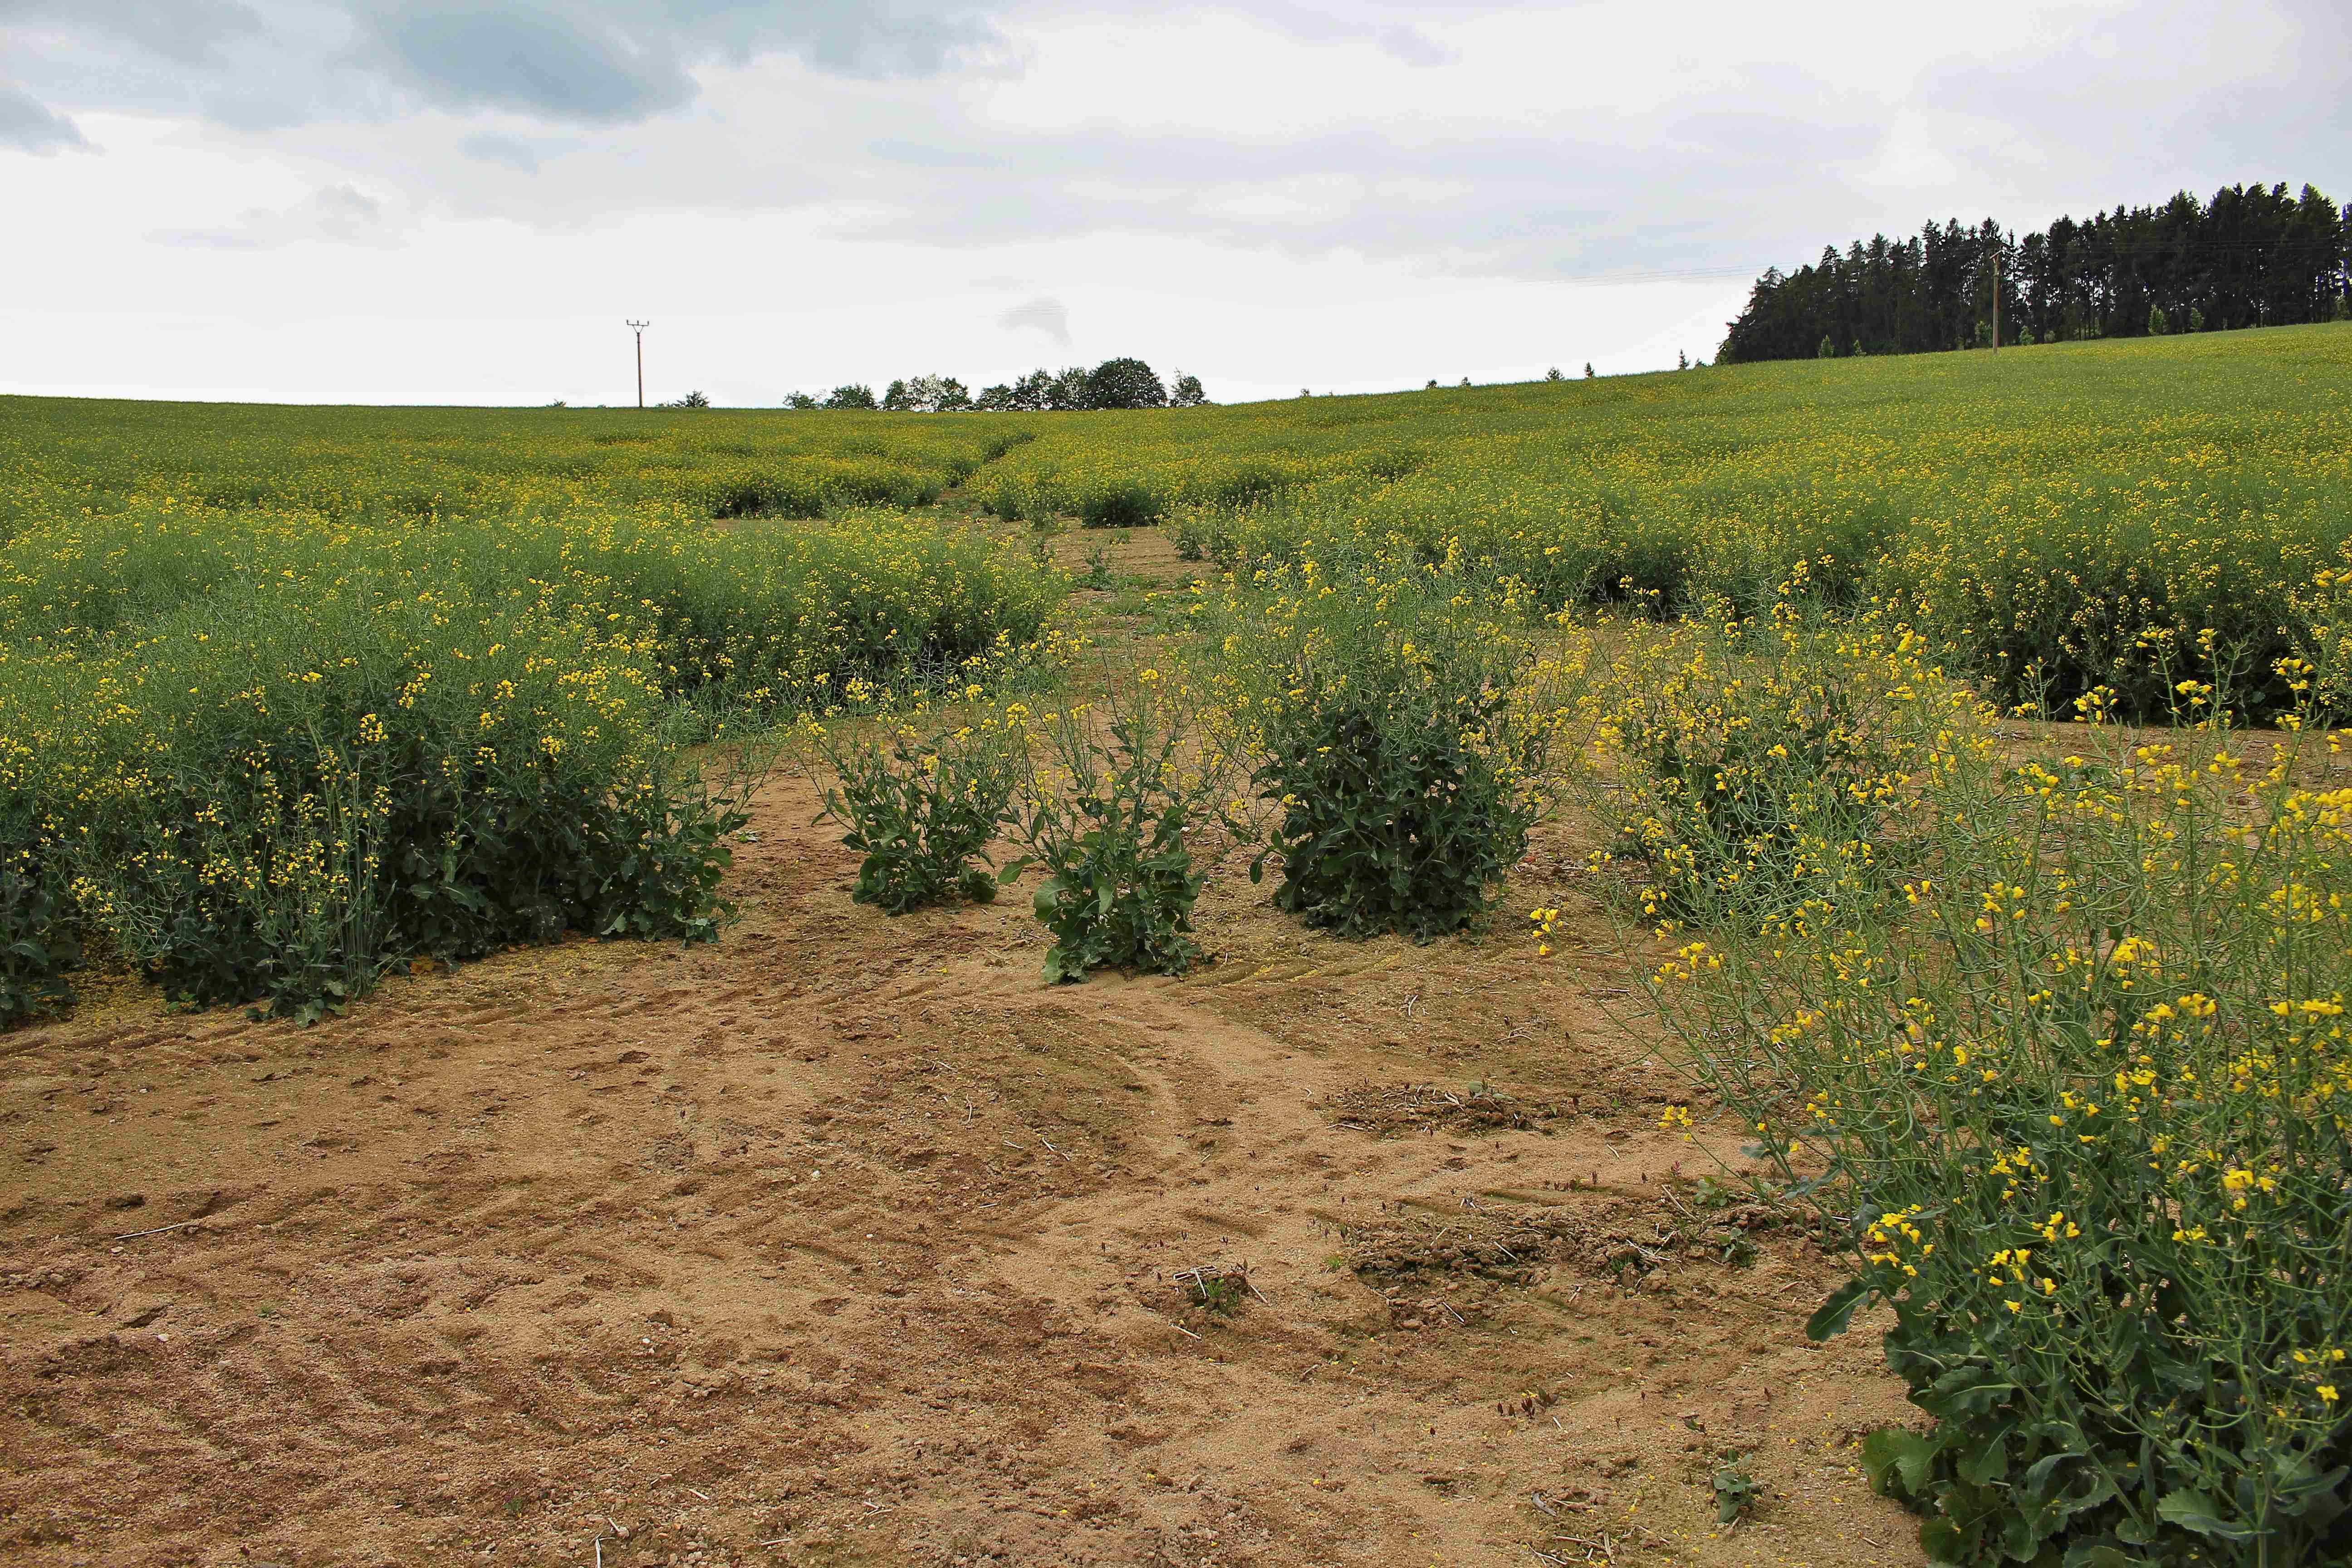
top-left (626, 320), bottom-right (650, 407)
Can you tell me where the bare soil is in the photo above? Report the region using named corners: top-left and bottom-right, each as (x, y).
top-left (0, 770), bottom-right (1926, 1568)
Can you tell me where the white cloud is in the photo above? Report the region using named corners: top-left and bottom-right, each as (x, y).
top-left (1377, 24), bottom-right (1454, 68)
top-left (162, 183), bottom-right (394, 249)
top-left (460, 132), bottom-right (541, 172)
top-left (0, 0), bottom-right (2343, 400)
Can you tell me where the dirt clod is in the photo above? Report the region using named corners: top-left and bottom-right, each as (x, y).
top-left (1327, 1081), bottom-right (1561, 1137)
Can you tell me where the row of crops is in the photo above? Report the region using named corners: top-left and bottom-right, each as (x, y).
top-left (0, 395), bottom-right (1034, 530)
top-left (799, 517), bottom-right (2352, 1561)
top-left (0, 480), bottom-right (1061, 1024)
top-left (7, 324), bottom-right (2347, 1023)
top-left (809, 554), bottom-right (2352, 1565)
top-left (776, 323), bottom-right (2352, 1566)
top-left (988, 326), bottom-right (2352, 720)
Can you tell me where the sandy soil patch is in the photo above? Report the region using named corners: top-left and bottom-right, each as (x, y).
top-left (0, 774), bottom-right (1924, 1568)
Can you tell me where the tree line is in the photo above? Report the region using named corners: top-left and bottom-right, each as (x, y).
top-left (1718, 181), bottom-right (2351, 364)
top-left (783, 357), bottom-right (1206, 412)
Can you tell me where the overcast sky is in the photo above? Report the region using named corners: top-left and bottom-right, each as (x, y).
top-left (2, 0), bottom-right (2344, 407)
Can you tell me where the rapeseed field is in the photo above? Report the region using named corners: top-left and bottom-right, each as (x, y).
top-left (0, 399), bottom-right (1063, 1024)
top-left (9, 324), bottom-right (2352, 1560)
top-left (997, 323), bottom-right (2352, 721)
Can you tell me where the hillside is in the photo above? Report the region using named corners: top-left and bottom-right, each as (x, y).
top-left (5, 322), bottom-right (2352, 1567)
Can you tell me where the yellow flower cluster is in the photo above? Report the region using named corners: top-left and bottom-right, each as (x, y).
top-left (1612, 593), bottom-right (2352, 1527)
top-left (0, 402), bottom-right (1076, 1016)
top-left (1528, 905), bottom-right (1562, 956)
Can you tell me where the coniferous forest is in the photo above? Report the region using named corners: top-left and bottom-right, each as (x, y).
top-left (1717, 181), bottom-right (2350, 363)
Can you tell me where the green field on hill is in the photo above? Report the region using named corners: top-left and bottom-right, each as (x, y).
top-left (5, 320), bottom-right (2349, 1025)
top-left (10, 321), bottom-right (2347, 709)
top-left (13, 320), bottom-right (2352, 1563)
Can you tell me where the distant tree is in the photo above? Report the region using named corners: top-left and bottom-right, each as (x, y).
top-left (782, 391), bottom-right (818, 410)
top-left (2336, 295), bottom-right (2351, 322)
top-left (1047, 366), bottom-right (1094, 411)
top-left (823, 383), bottom-right (878, 410)
top-left (1851, 339), bottom-right (1864, 358)
top-left (1818, 336), bottom-right (1836, 358)
top-left (2149, 304), bottom-right (2170, 335)
top-left (1426, 378), bottom-right (1439, 390)
top-left (669, 389), bottom-right (711, 408)
top-left (1584, 363), bottom-right (1594, 379)
top-left (891, 374), bottom-right (972, 413)
top-left (1459, 377), bottom-right (1471, 387)
top-left (2018, 328), bottom-right (2036, 346)
top-left (1300, 387), bottom-right (1313, 398)
top-left (1545, 366), bottom-right (1564, 381)
top-left (546, 399), bottom-right (567, 407)
top-left (975, 383), bottom-right (1017, 411)
top-left (1088, 358), bottom-right (1168, 409)
top-left (1011, 369), bottom-right (1056, 411)
top-left (1718, 179), bottom-right (2346, 363)
top-left (1169, 372), bottom-right (1207, 407)
top-left (1677, 350), bottom-right (1689, 370)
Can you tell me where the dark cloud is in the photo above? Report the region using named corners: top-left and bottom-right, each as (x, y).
top-left (352, 3), bottom-right (695, 122)
top-left (662, 0), bottom-right (1014, 78)
top-left (2, 0), bottom-right (1016, 130)
top-left (997, 293), bottom-right (1071, 347)
top-left (0, 0), bottom-right (269, 65)
top-left (0, 80), bottom-right (87, 152)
